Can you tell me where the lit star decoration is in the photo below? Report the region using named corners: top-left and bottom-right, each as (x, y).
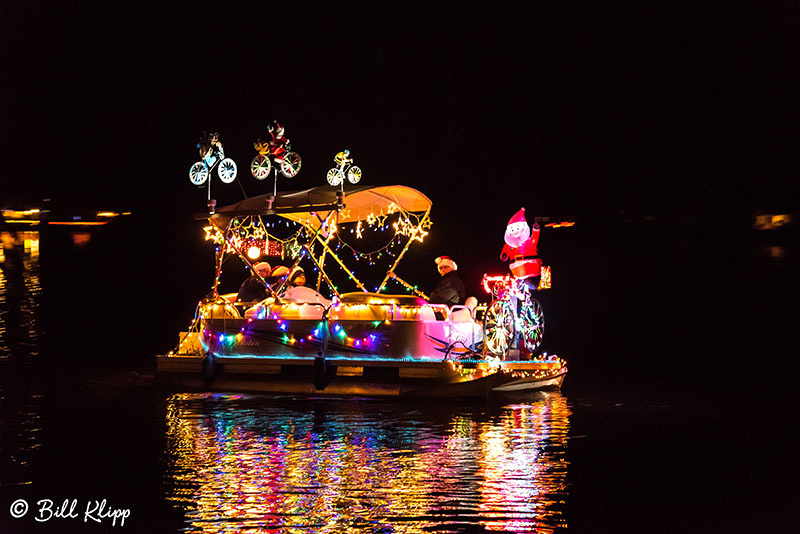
top-left (393, 216), bottom-right (431, 243)
top-left (203, 216), bottom-right (304, 259)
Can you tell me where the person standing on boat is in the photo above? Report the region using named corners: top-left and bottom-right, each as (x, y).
top-left (236, 262), bottom-right (272, 303)
top-left (429, 256), bottom-right (466, 306)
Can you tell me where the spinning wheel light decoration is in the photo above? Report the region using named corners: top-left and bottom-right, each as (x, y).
top-left (326, 150), bottom-right (362, 188)
top-left (189, 132), bottom-right (238, 214)
top-left (250, 122), bottom-right (302, 195)
top-left (483, 300), bottom-right (515, 356)
top-left (519, 296), bottom-right (545, 352)
top-left (189, 134), bottom-right (238, 186)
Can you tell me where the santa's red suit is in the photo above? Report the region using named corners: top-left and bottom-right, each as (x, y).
top-left (500, 209), bottom-right (541, 279)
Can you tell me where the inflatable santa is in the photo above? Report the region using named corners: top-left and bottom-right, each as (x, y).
top-left (499, 207), bottom-right (541, 280)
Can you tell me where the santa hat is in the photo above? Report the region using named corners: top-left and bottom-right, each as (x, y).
top-left (435, 256), bottom-right (458, 271)
top-left (289, 266), bottom-right (305, 283)
top-left (253, 262), bottom-right (271, 274)
top-left (507, 207), bottom-right (527, 227)
top-left (270, 265), bottom-right (290, 279)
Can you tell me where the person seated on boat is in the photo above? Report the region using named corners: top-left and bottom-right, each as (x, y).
top-left (236, 261), bottom-right (272, 304)
top-left (267, 265), bottom-right (330, 308)
top-left (286, 266), bottom-right (306, 288)
top-left (268, 265), bottom-right (291, 290)
top-left (429, 256), bottom-right (466, 318)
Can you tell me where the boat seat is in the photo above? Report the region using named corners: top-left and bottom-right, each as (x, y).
top-left (245, 301), bottom-right (326, 320)
top-left (338, 292), bottom-right (428, 307)
top-left (279, 286), bottom-right (331, 307)
top-left (220, 292), bottom-right (238, 304)
top-left (329, 293), bottom-right (436, 321)
top-left (451, 296), bottom-right (478, 322)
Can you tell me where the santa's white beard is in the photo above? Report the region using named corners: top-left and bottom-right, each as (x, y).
top-left (504, 227), bottom-right (530, 248)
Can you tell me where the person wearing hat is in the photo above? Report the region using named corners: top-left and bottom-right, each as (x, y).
top-left (287, 266), bottom-right (306, 288)
top-left (278, 265), bottom-right (331, 307)
top-left (236, 261), bottom-right (272, 303)
top-left (268, 265), bottom-right (290, 290)
top-left (429, 256), bottom-right (466, 306)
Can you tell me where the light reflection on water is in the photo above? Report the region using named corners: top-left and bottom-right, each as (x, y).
top-left (164, 393), bottom-right (570, 533)
top-left (1, 235), bottom-right (46, 489)
top-left (0, 235), bottom-right (42, 362)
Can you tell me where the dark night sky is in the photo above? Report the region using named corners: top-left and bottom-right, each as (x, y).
top-left (1, 4), bottom-right (798, 392)
top-left (1, 3), bottom-right (798, 238)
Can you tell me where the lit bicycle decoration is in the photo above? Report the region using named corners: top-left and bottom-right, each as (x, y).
top-left (251, 121), bottom-right (302, 195)
top-left (326, 150), bottom-right (362, 188)
top-left (189, 132), bottom-right (238, 185)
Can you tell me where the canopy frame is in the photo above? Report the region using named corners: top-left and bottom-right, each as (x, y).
top-left (204, 185), bottom-right (433, 299)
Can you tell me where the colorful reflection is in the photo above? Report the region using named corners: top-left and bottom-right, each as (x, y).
top-left (164, 392), bottom-right (570, 533)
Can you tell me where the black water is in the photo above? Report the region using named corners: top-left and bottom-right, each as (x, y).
top-left (1, 215), bottom-right (797, 533)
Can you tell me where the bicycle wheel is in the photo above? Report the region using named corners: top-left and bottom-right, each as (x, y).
top-left (482, 299), bottom-right (515, 357)
top-left (520, 296), bottom-right (545, 353)
top-left (326, 168), bottom-right (344, 186)
top-left (347, 165), bottom-right (362, 184)
top-left (218, 158), bottom-right (237, 183)
top-left (250, 154), bottom-right (271, 180)
top-left (189, 162), bottom-right (208, 185)
top-left (280, 152), bottom-right (302, 178)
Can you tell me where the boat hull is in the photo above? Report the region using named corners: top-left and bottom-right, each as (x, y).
top-left (156, 313), bottom-right (567, 398)
top-left (156, 351), bottom-right (567, 398)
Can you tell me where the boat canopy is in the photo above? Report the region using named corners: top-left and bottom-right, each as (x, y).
top-left (208, 185), bottom-right (432, 230)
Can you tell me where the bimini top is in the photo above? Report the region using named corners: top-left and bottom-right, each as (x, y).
top-left (208, 185), bottom-right (432, 229)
